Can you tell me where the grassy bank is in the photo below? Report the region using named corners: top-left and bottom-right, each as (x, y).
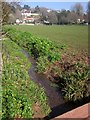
top-left (2, 38), bottom-right (50, 119)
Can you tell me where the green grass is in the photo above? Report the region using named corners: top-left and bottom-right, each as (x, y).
top-left (8, 25), bottom-right (88, 52)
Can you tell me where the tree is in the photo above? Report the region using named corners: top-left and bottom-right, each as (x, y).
top-left (39, 7), bottom-right (48, 21)
top-left (8, 13), bottom-right (16, 24)
top-left (35, 5), bottom-right (40, 13)
top-left (83, 13), bottom-right (88, 23)
top-left (2, 2), bottom-right (12, 24)
top-left (67, 11), bottom-right (78, 23)
top-left (87, 1), bottom-right (90, 12)
top-left (71, 3), bottom-right (83, 16)
top-left (56, 10), bottom-right (70, 24)
top-left (10, 2), bottom-right (22, 11)
top-left (2, 2), bottom-right (22, 24)
top-left (47, 11), bottom-right (58, 24)
top-left (23, 5), bottom-right (30, 10)
top-left (87, 1), bottom-right (90, 24)
top-left (15, 9), bottom-right (22, 20)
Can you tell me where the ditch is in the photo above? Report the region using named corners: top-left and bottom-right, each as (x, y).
top-left (22, 50), bottom-right (90, 119)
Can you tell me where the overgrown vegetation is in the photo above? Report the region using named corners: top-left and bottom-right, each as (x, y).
top-left (61, 62), bottom-right (90, 101)
top-left (47, 50), bottom-right (90, 101)
top-left (3, 26), bottom-right (61, 73)
top-left (3, 26), bottom-right (90, 103)
top-left (2, 39), bottom-right (50, 119)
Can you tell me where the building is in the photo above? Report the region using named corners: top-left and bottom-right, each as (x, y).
top-left (21, 9), bottom-right (40, 23)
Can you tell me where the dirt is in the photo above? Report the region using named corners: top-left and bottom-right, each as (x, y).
top-left (32, 102), bottom-right (44, 118)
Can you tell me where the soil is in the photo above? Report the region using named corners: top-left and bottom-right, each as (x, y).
top-left (32, 102), bottom-right (45, 118)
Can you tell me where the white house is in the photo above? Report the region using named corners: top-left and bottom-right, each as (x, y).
top-left (21, 9), bottom-right (40, 23)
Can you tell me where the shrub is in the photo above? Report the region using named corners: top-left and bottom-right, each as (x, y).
top-left (60, 62), bottom-right (90, 101)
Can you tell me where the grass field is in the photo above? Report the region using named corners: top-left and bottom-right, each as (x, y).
top-left (9, 25), bottom-right (88, 52)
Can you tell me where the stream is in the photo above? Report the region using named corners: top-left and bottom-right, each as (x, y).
top-left (22, 50), bottom-right (90, 119)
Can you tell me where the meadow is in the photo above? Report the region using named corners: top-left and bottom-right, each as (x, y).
top-left (10, 25), bottom-right (88, 52)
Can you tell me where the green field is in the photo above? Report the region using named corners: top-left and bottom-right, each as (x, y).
top-left (9, 25), bottom-right (88, 52)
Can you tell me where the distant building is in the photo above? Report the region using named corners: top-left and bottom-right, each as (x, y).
top-left (16, 19), bottom-right (20, 24)
top-left (43, 20), bottom-right (52, 25)
top-left (47, 9), bottom-right (52, 13)
top-left (21, 9), bottom-right (40, 23)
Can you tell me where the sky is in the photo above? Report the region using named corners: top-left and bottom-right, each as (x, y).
top-left (20, 2), bottom-right (88, 12)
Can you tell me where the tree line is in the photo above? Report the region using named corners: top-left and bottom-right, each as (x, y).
top-left (1, 1), bottom-right (90, 25)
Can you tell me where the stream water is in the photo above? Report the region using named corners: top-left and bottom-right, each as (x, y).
top-left (22, 50), bottom-right (90, 119)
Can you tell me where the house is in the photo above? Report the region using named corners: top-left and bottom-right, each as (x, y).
top-left (21, 9), bottom-right (40, 24)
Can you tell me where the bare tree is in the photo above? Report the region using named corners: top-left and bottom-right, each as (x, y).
top-left (39, 7), bottom-right (48, 21)
top-left (15, 9), bottom-right (22, 20)
top-left (88, 1), bottom-right (90, 24)
top-left (2, 1), bottom-right (21, 24)
top-left (8, 13), bottom-right (16, 24)
top-left (67, 12), bottom-right (78, 23)
top-left (87, 1), bottom-right (90, 12)
top-left (47, 11), bottom-right (58, 24)
top-left (71, 3), bottom-right (83, 16)
top-left (2, 2), bottom-right (12, 24)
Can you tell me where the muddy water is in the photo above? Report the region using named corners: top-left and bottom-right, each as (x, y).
top-left (23, 50), bottom-right (90, 119)
top-left (23, 50), bottom-right (64, 108)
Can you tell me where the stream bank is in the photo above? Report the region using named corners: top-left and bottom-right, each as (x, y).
top-left (23, 50), bottom-right (90, 119)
